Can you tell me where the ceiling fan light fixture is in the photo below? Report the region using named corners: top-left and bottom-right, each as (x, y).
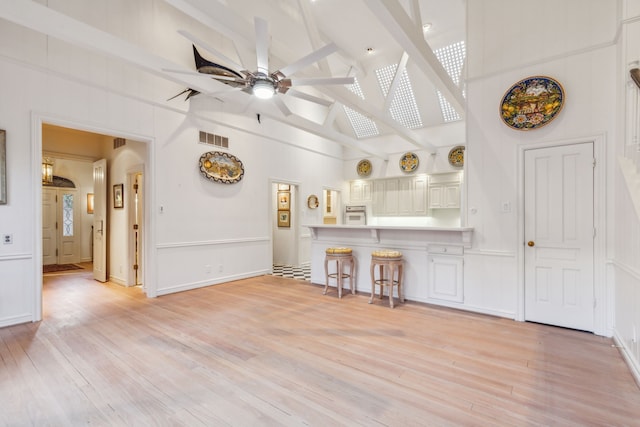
top-left (253, 79), bottom-right (275, 99)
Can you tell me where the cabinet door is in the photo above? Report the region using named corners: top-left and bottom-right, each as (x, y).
top-left (372, 180), bottom-right (386, 215)
top-left (398, 178), bottom-right (413, 215)
top-left (383, 179), bottom-right (399, 215)
top-left (443, 183), bottom-right (460, 208)
top-left (428, 254), bottom-right (463, 302)
top-left (428, 185), bottom-right (443, 208)
top-left (413, 175), bottom-right (428, 215)
top-left (350, 181), bottom-right (363, 202)
top-left (362, 181), bottom-right (372, 201)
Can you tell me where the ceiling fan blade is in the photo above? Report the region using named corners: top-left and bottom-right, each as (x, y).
top-left (287, 89), bottom-right (333, 107)
top-left (177, 29), bottom-right (245, 73)
top-left (162, 68), bottom-right (242, 82)
top-left (254, 17), bottom-right (269, 74)
top-left (289, 77), bottom-right (355, 86)
top-left (277, 43), bottom-right (338, 77)
top-left (272, 96), bottom-right (292, 116)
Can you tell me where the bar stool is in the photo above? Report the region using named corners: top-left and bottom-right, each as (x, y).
top-left (369, 249), bottom-right (404, 308)
top-left (324, 247), bottom-right (356, 298)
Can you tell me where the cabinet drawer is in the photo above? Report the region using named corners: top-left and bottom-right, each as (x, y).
top-left (428, 245), bottom-right (463, 255)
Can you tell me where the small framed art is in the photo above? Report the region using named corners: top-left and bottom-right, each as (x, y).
top-left (113, 184), bottom-right (124, 209)
top-left (277, 210), bottom-right (290, 227)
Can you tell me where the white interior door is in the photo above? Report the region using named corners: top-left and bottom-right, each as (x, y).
top-left (524, 142), bottom-right (594, 331)
top-left (42, 188), bottom-right (57, 266)
top-left (93, 159), bottom-right (107, 282)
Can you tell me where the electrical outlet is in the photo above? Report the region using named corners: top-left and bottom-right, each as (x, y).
top-left (501, 201), bottom-right (511, 213)
top-left (205, 264), bottom-right (211, 274)
top-left (218, 264), bottom-right (223, 273)
top-left (3, 234), bottom-right (13, 244)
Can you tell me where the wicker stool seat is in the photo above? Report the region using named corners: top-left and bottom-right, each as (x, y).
top-left (324, 247), bottom-right (356, 298)
top-left (370, 249), bottom-right (404, 308)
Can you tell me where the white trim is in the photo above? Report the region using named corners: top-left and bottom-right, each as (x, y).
top-left (611, 259), bottom-right (640, 280)
top-left (156, 269), bottom-right (271, 296)
top-left (0, 253), bottom-right (32, 261)
top-left (157, 236), bottom-right (270, 249)
top-left (464, 249), bottom-right (516, 258)
top-left (32, 112), bottom-right (158, 309)
top-left (0, 314), bottom-right (34, 328)
top-left (517, 134), bottom-right (606, 334)
top-left (613, 330), bottom-right (640, 389)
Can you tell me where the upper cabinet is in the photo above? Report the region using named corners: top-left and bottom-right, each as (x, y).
top-left (349, 180), bottom-right (372, 202)
top-left (371, 176), bottom-right (427, 216)
top-left (428, 172), bottom-right (462, 209)
top-left (350, 172), bottom-right (461, 217)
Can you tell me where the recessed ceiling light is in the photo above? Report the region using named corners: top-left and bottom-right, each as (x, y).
top-left (422, 23), bottom-right (432, 32)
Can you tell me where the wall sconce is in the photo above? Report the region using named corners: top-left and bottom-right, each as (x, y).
top-left (87, 193), bottom-right (94, 214)
top-left (42, 157), bottom-right (53, 184)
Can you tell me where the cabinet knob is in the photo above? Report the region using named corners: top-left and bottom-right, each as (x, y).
top-left (443, 248), bottom-right (447, 253)
top-left (527, 241), bottom-right (535, 247)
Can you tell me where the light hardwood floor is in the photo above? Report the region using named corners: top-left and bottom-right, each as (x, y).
top-left (1, 270), bottom-right (639, 426)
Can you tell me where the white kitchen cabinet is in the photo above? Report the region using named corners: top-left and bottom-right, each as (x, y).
top-left (371, 176), bottom-right (427, 216)
top-left (350, 180), bottom-right (372, 202)
top-left (428, 172), bottom-right (461, 209)
top-left (428, 245), bottom-right (463, 303)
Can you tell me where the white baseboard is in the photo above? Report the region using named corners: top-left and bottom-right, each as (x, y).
top-left (613, 329), bottom-right (640, 389)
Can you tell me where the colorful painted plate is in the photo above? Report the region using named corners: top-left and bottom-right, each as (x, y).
top-left (357, 159), bottom-right (372, 177)
top-left (500, 76), bottom-right (564, 130)
top-left (199, 151), bottom-right (244, 184)
top-left (399, 152), bottom-right (419, 172)
top-left (448, 146), bottom-right (465, 167)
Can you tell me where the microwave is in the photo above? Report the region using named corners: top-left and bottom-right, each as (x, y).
top-left (345, 205), bottom-right (367, 225)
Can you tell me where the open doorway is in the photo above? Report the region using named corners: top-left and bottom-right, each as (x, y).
top-left (40, 123), bottom-right (149, 297)
top-left (271, 181), bottom-right (310, 282)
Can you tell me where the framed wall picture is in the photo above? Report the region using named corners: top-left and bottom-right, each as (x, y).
top-left (277, 191), bottom-right (290, 210)
top-left (277, 210), bottom-right (290, 227)
top-left (113, 183), bottom-right (124, 209)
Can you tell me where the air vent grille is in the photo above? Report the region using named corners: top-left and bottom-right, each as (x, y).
top-left (199, 131), bottom-right (229, 148)
top-left (113, 138), bottom-right (126, 149)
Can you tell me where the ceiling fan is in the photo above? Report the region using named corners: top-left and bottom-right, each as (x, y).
top-left (166, 17), bottom-right (354, 115)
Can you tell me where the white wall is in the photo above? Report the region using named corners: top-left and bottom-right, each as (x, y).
top-left (0, 1), bottom-right (345, 325)
top-left (613, 0), bottom-right (640, 382)
top-left (466, 0), bottom-right (618, 330)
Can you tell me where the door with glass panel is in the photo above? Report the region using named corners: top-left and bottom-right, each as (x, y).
top-left (42, 187), bottom-right (80, 265)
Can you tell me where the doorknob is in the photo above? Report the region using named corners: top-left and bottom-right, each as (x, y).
top-left (527, 241), bottom-right (535, 247)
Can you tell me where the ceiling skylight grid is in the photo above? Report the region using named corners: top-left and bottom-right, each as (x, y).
top-left (375, 64), bottom-right (422, 129)
top-left (347, 77), bottom-right (366, 100)
top-left (434, 41), bottom-right (466, 122)
top-left (343, 106), bottom-right (379, 138)
top-left (434, 41), bottom-right (466, 86)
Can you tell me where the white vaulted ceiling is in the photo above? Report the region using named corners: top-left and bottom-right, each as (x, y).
top-left (0, 0), bottom-right (466, 158)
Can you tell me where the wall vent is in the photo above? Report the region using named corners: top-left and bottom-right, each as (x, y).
top-left (113, 138), bottom-right (126, 149)
top-left (199, 131), bottom-right (229, 148)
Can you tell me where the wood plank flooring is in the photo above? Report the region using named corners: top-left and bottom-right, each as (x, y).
top-left (1, 271), bottom-right (639, 426)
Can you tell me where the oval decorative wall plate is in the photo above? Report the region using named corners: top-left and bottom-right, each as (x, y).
top-left (356, 159), bottom-right (372, 177)
top-left (399, 152), bottom-right (419, 172)
top-left (448, 146), bottom-right (465, 167)
top-left (500, 76), bottom-right (564, 130)
top-left (199, 151), bottom-right (244, 184)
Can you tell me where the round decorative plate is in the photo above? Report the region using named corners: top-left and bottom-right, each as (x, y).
top-left (307, 194), bottom-right (319, 209)
top-left (399, 152), bottom-right (419, 172)
top-left (199, 151), bottom-right (244, 184)
top-left (356, 159), bottom-right (372, 177)
top-left (448, 146), bottom-right (465, 167)
top-left (500, 76), bottom-right (564, 130)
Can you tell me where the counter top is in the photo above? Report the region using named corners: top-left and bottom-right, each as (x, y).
top-left (304, 224), bottom-right (474, 247)
top-left (304, 224), bottom-right (473, 232)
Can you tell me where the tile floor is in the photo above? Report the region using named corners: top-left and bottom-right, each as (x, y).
top-left (271, 264), bottom-right (311, 282)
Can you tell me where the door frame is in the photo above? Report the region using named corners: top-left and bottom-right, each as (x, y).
top-left (516, 134), bottom-right (608, 335)
top-left (32, 113), bottom-right (157, 322)
top-left (268, 178), bottom-right (302, 269)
